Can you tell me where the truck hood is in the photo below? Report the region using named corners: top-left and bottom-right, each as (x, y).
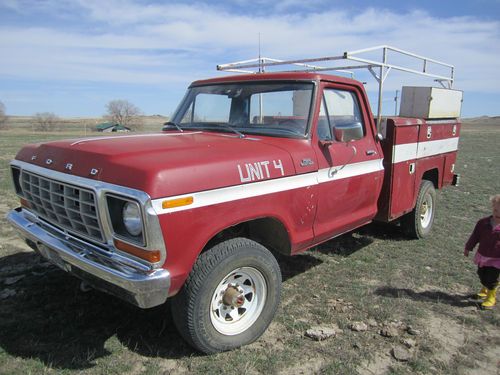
top-left (16, 131), bottom-right (305, 199)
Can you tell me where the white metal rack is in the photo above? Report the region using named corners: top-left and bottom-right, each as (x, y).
top-left (217, 45), bottom-right (455, 129)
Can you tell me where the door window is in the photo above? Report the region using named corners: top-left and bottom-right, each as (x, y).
top-left (318, 89), bottom-right (365, 142)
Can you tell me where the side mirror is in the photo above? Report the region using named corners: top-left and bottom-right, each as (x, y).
top-left (334, 121), bottom-right (363, 142)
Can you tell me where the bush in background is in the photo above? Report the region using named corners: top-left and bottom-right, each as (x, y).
top-left (0, 101), bottom-right (7, 130)
top-left (34, 112), bottom-right (59, 131)
top-left (105, 100), bottom-right (143, 131)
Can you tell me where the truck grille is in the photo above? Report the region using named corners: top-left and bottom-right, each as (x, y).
top-left (20, 171), bottom-right (104, 243)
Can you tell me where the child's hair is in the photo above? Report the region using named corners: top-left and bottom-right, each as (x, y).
top-left (491, 194), bottom-right (500, 206)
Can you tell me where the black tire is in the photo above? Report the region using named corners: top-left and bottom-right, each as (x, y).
top-left (171, 238), bottom-right (282, 354)
top-left (402, 180), bottom-right (436, 239)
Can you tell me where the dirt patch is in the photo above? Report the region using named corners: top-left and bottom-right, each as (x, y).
top-left (278, 357), bottom-right (326, 375)
top-left (357, 312), bottom-right (500, 375)
top-left (247, 322), bottom-right (288, 352)
top-left (468, 344), bottom-right (500, 375)
top-left (426, 315), bottom-right (466, 363)
top-left (156, 359), bottom-right (190, 374)
top-left (357, 353), bottom-right (392, 375)
top-left (422, 312), bottom-right (500, 374)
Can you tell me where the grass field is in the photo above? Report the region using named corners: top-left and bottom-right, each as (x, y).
top-left (0, 119), bottom-right (499, 374)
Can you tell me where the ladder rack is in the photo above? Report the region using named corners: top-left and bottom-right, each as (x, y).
top-left (217, 45), bottom-right (455, 130)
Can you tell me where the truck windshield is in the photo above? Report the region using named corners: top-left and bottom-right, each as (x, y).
top-left (170, 82), bottom-right (314, 138)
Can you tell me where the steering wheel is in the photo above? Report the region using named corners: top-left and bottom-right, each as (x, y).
top-left (278, 119), bottom-right (305, 134)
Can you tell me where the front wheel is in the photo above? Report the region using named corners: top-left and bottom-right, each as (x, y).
top-left (402, 180), bottom-right (436, 239)
top-left (171, 238), bottom-right (282, 353)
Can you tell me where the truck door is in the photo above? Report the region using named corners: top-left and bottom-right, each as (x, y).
top-left (313, 84), bottom-right (384, 242)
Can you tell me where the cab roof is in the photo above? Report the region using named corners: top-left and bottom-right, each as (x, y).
top-left (191, 71), bottom-right (363, 89)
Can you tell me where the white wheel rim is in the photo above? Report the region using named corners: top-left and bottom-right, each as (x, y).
top-left (420, 193), bottom-right (433, 228)
top-left (210, 267), bottom-right (267, 336)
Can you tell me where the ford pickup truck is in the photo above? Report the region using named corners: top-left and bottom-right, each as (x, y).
top-left (7, 46), bottom-right (461, 353)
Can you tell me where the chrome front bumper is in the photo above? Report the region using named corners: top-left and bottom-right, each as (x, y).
top-left (7, 207), bottom-right (170, 308)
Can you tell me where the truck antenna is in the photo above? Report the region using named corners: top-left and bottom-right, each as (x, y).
top-left (258, 32), bottom-right (263, 73)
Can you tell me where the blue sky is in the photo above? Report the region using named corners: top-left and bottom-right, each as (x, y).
top-left (1, 0), bottom-right (499, 118)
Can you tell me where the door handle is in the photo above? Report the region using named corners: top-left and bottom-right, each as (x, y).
top-left (366, 150), bottom-right (376, 156)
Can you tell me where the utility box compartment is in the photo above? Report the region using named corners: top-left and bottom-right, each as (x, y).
top-left (399, 86), bottom-right (463, 119)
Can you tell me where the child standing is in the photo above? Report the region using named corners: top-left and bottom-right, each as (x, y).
top-left (464, 195), bottom-right (500, 309)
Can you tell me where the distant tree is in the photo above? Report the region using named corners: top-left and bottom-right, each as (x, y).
top-left (34, 112), bottom-right (58, 131)
top-left (0, 101), bottom-right (7, 130)
top-left (105, 99), bottom-right (143, 130)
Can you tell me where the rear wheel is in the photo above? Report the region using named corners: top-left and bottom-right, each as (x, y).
top-left (403, 180), bottom-right (436, 239)
top-left (171, 238), bottom-right (282, 353)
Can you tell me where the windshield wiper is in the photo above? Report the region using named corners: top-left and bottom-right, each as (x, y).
top-left (218, 124), bottom-right (245, 138)
top-left (162, 121), bottom-right (184, 132)
top-left (168, 122), bottom-right (245, 138)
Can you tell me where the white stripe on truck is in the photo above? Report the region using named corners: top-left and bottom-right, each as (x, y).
top-left (392, 137), bottom-right (459, 163)
top-left (152, 159), bottom-right (384, 214)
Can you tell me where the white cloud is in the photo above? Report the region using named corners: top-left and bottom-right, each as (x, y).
top-left (0, 1), bottom-right (499, 93)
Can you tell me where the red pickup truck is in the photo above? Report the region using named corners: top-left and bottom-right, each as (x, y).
top-left (7, 48), bottom-right (461, 353)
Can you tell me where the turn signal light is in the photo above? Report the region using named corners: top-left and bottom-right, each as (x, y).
top-left (114, 239), bottom-right (161, 263)
top-left (20, 198), bottom-right (31, 208)
top-left (162, 196), bottom-right (194, 209)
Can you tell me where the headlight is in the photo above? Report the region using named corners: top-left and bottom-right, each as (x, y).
top-left (122, 201), bottom-right (142, 236)
top-left (107, 195), bottom-right (145, 245)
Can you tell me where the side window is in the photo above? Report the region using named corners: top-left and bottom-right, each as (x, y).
top-left (323, 89), bottom-right (365, 142)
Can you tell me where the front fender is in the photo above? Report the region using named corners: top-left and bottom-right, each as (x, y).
top-left (157, 182), bottom-right (317, 295)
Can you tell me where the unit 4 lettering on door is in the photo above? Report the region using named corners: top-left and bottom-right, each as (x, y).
top-left (237, 160), bottom-right (285, 182)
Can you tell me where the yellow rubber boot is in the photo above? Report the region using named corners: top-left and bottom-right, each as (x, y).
top-left (474, 287), bottom-right (488, 300)
top-left (481, 287), bottom-right (497, 310)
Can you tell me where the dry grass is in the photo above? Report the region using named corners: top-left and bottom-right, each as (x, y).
top-left (3, 114), bottom-right (168, 134)
top-left (0, 118), bottom-right (498, 374)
